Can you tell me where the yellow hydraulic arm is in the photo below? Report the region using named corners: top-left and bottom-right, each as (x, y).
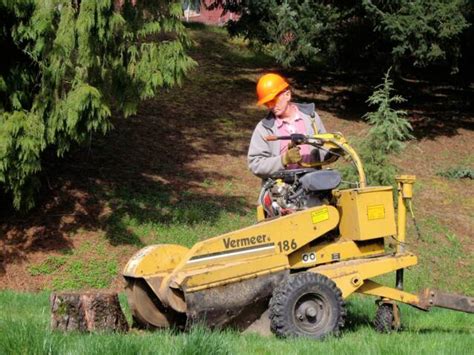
top-left (265, 133), bottom-right (367, 187)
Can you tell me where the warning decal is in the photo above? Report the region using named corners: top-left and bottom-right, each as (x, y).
top-left (311, 207), bottom-right (329, 224)
top-left (367, 204), bottom-right (385, 220)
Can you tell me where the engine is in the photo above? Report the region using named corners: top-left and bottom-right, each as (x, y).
top-left (259, 168), bottom-right (341, 218)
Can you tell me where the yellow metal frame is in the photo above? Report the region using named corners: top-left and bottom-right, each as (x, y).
top-left (310, 253), bottom-right (417, 298)
top-left (357, 280), bottom-right (421, 307)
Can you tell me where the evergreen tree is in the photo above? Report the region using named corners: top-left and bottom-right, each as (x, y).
top-left (343, 69), bottom-right (413, 186)
top-left (363, 0), bottom-right (470, 73)
top-left (0, 0), bottom-right (195, 210)
top-left (227, 0), bottom-right (343, 68)
top-left (224, 0), bottom-right (472, 74)
top-left (363, 69), bottom-right (413, 154)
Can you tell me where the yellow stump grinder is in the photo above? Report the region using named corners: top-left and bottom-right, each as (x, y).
top-left (123, 132), bottom-right (473, 339)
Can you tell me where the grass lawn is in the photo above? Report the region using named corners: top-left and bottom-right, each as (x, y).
top-left (0, 291), bottom-right (473, 355)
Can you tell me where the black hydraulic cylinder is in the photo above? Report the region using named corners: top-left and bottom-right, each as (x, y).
top-left (396, 269), bottom-right (404, 290)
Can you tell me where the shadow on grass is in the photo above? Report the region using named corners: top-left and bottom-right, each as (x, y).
top-left (403, 326), bottom-right (474, 335)
top-left (341, 307), bottom-right (474, 336)
top-left (342, 311), bottom-right (373, 333)
top-left (101, 180), bottom-right (250, 247)
top-left (289, 67), bottom-right (473, 140)
top-left (0, 25), bottom-right (266, 270)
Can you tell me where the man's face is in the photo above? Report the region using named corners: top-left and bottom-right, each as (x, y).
top-left (266, 89), bottom-right (291, 116)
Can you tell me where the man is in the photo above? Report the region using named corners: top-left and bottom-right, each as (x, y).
top-left (248, 73), bottom-right (328, 179)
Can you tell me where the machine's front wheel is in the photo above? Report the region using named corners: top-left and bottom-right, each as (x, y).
top-left (374, 302), bottom-right (401, 333)
top-left (269, 272), bottom-right (346, 339)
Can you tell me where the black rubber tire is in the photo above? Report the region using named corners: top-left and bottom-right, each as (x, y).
top-left (374, 303), bottom-right (400, 333)
top-left (269, 272), bottom-right (346, 339)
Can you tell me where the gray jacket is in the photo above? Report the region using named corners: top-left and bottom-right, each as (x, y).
top-left (247, 103), bottom-right (327, 179)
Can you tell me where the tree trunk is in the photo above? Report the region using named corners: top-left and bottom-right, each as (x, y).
top-left (50, 292), bottom-right (129, 332)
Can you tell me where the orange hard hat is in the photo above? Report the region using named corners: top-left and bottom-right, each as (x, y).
top-left (256, 73), bottom-right (289, 106)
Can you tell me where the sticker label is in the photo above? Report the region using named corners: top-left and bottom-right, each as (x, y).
top-left (367, 205), bottom-right (385, 220)
top-left (311, 208), bottom-right (329, 224)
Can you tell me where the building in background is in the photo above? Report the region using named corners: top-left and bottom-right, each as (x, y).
top-left (182, 0), bottom-right (237, 25)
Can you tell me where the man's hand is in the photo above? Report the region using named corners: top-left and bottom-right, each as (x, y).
top-left (282, 146), bottom-right (302, 166)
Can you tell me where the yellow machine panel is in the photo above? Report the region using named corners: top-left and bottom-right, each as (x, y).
top-left (288, 238), bottom-right (385, 269)
top-left (335, 187), bottom-right (396, 240)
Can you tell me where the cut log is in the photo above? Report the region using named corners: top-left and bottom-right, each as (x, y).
top-left (50, 292), bottom-right (129, 332)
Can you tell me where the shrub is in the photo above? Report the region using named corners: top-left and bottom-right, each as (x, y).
top-left (437, 167), bottom-right (474, 179)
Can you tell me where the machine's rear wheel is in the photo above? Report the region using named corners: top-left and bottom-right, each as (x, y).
top-left (269, 272), bottom-right (346, 339)
top-left (374, 302), bottom-right (401, 333)
top-left (125, 278), bottom-right (185, 329)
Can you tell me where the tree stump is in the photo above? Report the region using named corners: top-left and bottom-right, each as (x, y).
top-left (50, 292), bottom-right (129, 332)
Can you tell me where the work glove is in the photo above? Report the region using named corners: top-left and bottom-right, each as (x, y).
top-left (282, 146), bottom-right (302, 166)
